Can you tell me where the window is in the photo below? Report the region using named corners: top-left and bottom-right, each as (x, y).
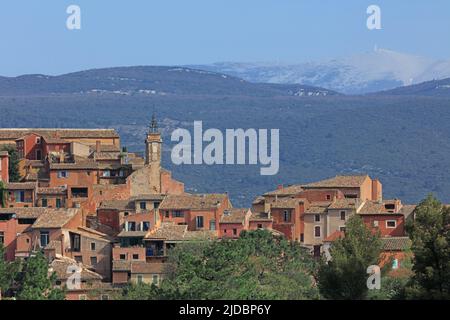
top-left (257, 224), bottom-right (263, 229)
top-left (154, 202), bottom-right (160, 209)
top-left (74, 256), bottom-right (82, 263)
top-left (142, 221), bottom-right (150, 231)
top-left (40, 231), bottom-right (49, 247)
top-left (18, 218), bottom-right (35, 225)
top-left (41, 198), bottom-right (48, 207)
top-left (127, 221), bottom-right (136, 231)
top-left (152, 275), bottom-right (159, 285)
top-left (165, 211), bottom-right (170, 218)
top-left (315, 214), bottom-right (321, 222)
top-left (71, 187), bottom-right (88, 198)
top-left (345, 194), bottom-right (358, 199)
top-left (137, 275), bottom-right (143, 284)
top-left (326, 194), bottom-right (331, 200)
top-left (209, 220), bottom-right (216, 231)
top-left (58, 171), bottom-right (69, 178)
top-left (140, 202), bottom-right (147, 210)
top-left (90, 242), bottom-right (96, 251)
top-left (300, 233), bottom-right (304, 242)
top-left (14, 191), bottom-right (25, 203)
top-left (339, 226), bottom-right (346, 232)
top-left (283, 210), bottom-right (291, 222)
top-left (173, 210), bottom-right (184, 218)
top-left (392, 259), bottom-right (399, 270)
top-left (90, 256), bottom-right (97, 266)
top-left (196, 216), bottom-right (204, 229)
top-left (70, 233), bottom-right (81, 252)
top-left (36, 150), bottom-right (42, 160)
top-left (119, 254), bottom-right (126, 260)
top-left (36, 137), bottom-right (41, 144)
top-left (386, 220), bottom-right (397, 228)
top-left (340, 211), bottom-right (346, 221)
top-left (314, 226), bottom-right (321, 238)
top-left (233, 229), bottom-right (237, 236)
top-left (56, 198), bottom-right (62, 208)
top-left (0, 232), bottom-right (4, 244)
top-left (132, 254), bottom-right (139, 260)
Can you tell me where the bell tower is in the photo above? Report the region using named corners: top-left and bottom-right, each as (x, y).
top-left (145, 113), bottom-right (162, 166)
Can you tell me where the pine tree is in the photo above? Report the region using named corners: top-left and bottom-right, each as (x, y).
top-left (0, 244), bottom-right (20, 296)
top-left (318, 215), bottom-right (382, 300)
top-left (16, 251), bottom-right (64, 300)
top-left (405, 194), bottom-right (450, 299)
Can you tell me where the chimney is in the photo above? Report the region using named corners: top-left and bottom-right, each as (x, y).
top-left (372, 179), bottom-right (382, 202)
top-left (59, 151), bottom-right (64, 163)
top-left (96, 140), bottom-right (101, 153)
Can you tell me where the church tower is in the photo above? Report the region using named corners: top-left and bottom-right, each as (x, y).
top-left (145, 113), bottom-right (162, 167)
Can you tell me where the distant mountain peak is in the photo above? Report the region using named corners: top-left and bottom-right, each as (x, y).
top-left (188, 49), bottom-right (450, 94)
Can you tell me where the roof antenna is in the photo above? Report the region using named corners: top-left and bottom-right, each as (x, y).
top-left (149, 109), bottom-right (159, 133)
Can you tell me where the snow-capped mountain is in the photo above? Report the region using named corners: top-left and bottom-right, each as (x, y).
top-left (189, 49), bottom-right (450, 94)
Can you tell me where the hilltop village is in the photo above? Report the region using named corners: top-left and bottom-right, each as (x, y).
top-left (0, 116), bottom-right (415, 299)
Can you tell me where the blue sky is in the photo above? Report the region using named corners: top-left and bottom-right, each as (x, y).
top-left (0, 0), bottom-right (449, 76)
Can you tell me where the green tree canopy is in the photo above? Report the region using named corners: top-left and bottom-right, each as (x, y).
top-left (0, 244), bottom-right (20, 296)
top-left (123, 230), bottom-right (320, 300)
top-left (318, 215), bottom-right (383, 300)
top-left (405, 194), bottom-right (450, 299)
top-left (16, 251), bottom-right (64, 300)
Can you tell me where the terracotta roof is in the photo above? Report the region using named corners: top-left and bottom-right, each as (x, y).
top-left (0, 129), bottom-right (119, 140)
top-left (113, 260), bottom-right (131, 271)
top-left (328, 198), bottom-right (358, 209)
top-left (0, 207), bottom-right (47, 219)
top-left (249, 212), bottom-right (272, 222)
top-left (144, 222), bottom-right (217, 242)
top-left (304, 204), bottom-right (330, 214)
top-left (381, 237), bottom-right (412, 251)
top-left (323, 231), bottom-right (345, 242)
top-left (50, 161), bottom-right (98, 170)
top-left (32, 208), bottom-right (80, 229)
top-left (270, 198), bottom-right (304, 209)
top-left (50, 256), bottom-right (103, 281)
top-left (37, 186), bottom-right (67, 195)
top-left (6, 182), bottom-right (36, 190)
top-left (145, 223), bottom-right (187, 241)
top-left (252, 196), bottom-right (265, 205)
top-left (90, 144), bottom-right (121, 153)
top-left (159, 193), bottom-right (228, 210)
top-left (399, 205), bottom-right (416, 220)
top-left (130, 194), bottom-right (166, 201)
top-left (117, 230), bottom-right (148, 238)
top-left (303, 175), bottom-right (369, 188)
top-left (43, 137), bottom-right (70, 144)
top-left (93, 152), bottom-right (122, 160)
top-left (70, 226), bottom-right (114, 242)
top-left (220, 208), bottom-right (250, 224)
top-left (130, 262), bottom-right (166, 274)
top-left (264, 185), bottom-right (303, 196)
top-left (99, 200), bottom-right (135, 211)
